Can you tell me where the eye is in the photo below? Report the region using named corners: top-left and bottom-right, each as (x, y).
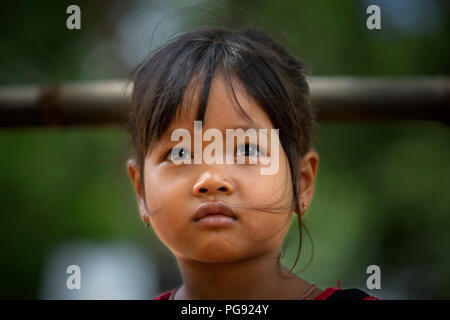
top-left (236, 143), bottom-right (261, 158)
top-left (164, 147), bottom-right (191, 162)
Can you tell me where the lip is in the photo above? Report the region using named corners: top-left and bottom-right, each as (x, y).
top-left (193, 201), bottom-right (237, 225)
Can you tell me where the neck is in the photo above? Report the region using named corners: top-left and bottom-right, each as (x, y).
top-left (174, 251), bottom-right (318, 300)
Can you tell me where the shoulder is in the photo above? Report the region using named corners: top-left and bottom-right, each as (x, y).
top-left (314, 287), bottom-right (380, 300)
top-left (152, 289), bottom-right (176, 300)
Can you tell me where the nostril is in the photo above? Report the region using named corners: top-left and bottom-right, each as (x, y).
top-left (218, 187), bottom-right (227, 192)
top-left (199, 188), bottom-right (208, 193)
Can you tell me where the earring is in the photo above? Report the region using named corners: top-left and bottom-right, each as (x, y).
top-left (140, 199), bottom-right (150, 228)
top-left (301, 199), bottom-right (307, 214)
top-left (143, 213), bottom-right (150, 228)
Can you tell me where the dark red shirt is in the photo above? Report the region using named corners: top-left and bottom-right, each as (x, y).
top-left (153, 281), bottom-right (379, 300)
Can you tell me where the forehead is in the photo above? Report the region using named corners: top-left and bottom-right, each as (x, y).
top-left (162, 74), bottom-right (275, 138)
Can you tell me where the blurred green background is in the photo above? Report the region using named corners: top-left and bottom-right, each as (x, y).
top-left (0, 0), bottom-right (449, 299)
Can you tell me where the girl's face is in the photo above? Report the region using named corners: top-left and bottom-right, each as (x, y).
top-left (128, 75), bottom-right (308, 263)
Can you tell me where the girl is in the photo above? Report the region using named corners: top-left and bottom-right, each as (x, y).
top-left (126, 27), bottom-right (379, 300)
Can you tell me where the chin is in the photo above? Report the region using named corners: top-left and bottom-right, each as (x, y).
top-left (193, 242), bottom-right (245, 263)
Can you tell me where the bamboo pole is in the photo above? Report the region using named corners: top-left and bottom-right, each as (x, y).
top-left (0, 77), bottom-right (448, 127)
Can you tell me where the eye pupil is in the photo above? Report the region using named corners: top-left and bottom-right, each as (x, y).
top-left (174, 147), bottom-right (187, 160)
top-left (237, 143), bottom-right (258, 157)
top-left (166, 147), bottom-right (191, 162)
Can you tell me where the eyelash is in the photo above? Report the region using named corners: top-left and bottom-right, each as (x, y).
top-left (163, 143), bottom-right (263, 161)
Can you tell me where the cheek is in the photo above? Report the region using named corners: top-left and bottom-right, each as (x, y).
top-left (238, 157), bottom-right (292, 216)
top-left (238, 209), bottom-right (292, 248)
top-left (146, 197), bottom-right (193, 258)
top-left (234, 162), bottom-right (293, 244)
top-left (143, 166), bottom-right (190, 248)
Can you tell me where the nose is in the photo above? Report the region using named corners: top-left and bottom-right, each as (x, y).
top-left (193, 171), bottom-right (234, 197)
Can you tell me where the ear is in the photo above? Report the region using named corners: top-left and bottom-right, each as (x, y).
top-left (126, 159), bottom-right (151, 227)
top-left (294, 150), bottom-right (319, 217)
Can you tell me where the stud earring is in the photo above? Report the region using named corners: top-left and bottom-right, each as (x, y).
top-left (301, 199), bottom-right (307, 214)
top-left (143, 213), bottom-right (150, 227)
top-left (140, 199), bottom-right (150, 228)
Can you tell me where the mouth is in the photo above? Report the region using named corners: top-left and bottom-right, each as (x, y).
top-left (193, 201), bottom-right (237, 224)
